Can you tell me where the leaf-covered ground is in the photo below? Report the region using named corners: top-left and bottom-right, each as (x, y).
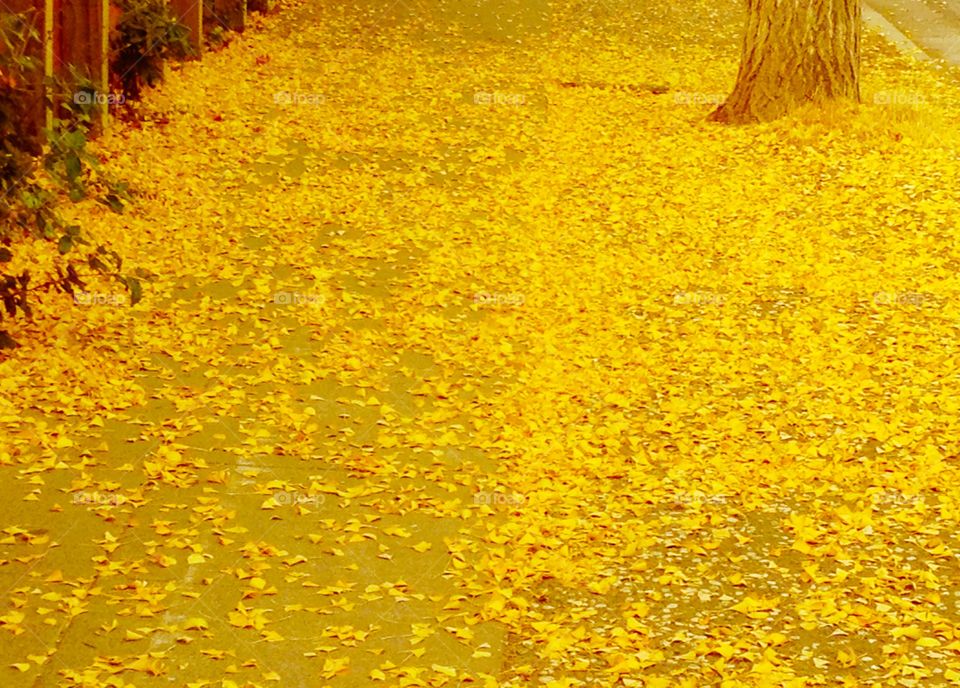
top-left (5, 0), bottom-right (960, 686)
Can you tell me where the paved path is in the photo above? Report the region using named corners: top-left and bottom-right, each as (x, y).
top-left (0, 1), bottom-right (529, 685)
top-left (3, 0), bottom-right (960, 685)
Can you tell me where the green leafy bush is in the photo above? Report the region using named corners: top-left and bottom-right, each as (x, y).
top-left (110, 0), bottom-right (193, 101)
top-left (0, 11), bottom-right (142, 350)
top-left (0, 11), bottom-right (41, 227)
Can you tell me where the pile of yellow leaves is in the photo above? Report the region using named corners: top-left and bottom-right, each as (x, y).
top-left (3, 0), bottom-right (960, 685)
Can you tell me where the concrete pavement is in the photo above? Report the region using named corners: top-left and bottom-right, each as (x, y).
top-left (865, 0), bottom-right (960, 63)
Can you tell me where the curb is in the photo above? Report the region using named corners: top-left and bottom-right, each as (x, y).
top-left (862, 4), bottom-right (932, 61)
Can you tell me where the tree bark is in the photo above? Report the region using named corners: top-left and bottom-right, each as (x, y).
top-left (710, 0), bottom-right (861, 124)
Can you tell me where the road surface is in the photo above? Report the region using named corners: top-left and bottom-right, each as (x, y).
top-left (866, 0), bottom-right (960, 63)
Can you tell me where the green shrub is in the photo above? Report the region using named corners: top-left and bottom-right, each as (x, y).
top-left (0, 12), bottom-right (142, 350)
top-left (0, 11), bottom-right (41, 229)
top-left (110, 0), bottom-right (193, 101)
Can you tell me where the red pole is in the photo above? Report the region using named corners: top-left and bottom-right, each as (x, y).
top-left (5, 0), bottom-right (46, 145)
top-left (169, 0), bottom-right (202, 57)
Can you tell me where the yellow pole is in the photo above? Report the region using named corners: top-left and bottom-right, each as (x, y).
top-left (44, 0), bottom-right (54, 132)
top-left (99, 0), bottom-right (109, 129)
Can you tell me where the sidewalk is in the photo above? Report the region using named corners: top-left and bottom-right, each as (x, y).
top-left (5, 0), bottom-right (960, 685)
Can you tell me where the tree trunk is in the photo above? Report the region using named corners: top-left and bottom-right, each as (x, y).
top-left (710, 0), bottom-right (861, 124)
